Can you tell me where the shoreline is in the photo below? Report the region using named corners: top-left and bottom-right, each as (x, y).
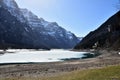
top-left (0, 49), bottom-right (101, 66)
top-left (0, 49), bottom-right (120, 78)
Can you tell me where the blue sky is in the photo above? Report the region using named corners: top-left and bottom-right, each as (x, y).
top-left (15, 0), bottom-right (119, 37)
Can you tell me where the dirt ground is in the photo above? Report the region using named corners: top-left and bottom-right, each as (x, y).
top-left (0, 49), bottom-right (120, 78)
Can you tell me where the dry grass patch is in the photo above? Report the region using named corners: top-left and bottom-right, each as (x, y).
top-left (1, 65), bottom-right (120, 80)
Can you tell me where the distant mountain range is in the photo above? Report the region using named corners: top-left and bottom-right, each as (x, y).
top-left (0, 0), bottom-right (80, 49)
top-left (75, 11), bottom-right (120, 50)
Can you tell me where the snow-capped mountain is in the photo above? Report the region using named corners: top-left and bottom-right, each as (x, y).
top-left (0, 0), bottom-right (26, 23)
top-left (0, 0), bottom-right (80, 49)
top-left (20, 8), bottom-right (79, 40)
top-left (77, 37), bottom-right (83, 41)
top-left (21, 8), bottom-right (80, 48)
top-left (0, 3), bottom-right (33, 49)
top-left (0, 0), bottom-right (49, 49)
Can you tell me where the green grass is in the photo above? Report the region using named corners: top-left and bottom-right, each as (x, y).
top-left (1, 65), bottom-right (120, 80)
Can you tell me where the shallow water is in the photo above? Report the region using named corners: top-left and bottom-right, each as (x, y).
top-left (0, 49), bottom-right (88, 64)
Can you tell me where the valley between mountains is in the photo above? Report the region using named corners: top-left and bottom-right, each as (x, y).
top-left (0, 0), bottom-right (120, 80)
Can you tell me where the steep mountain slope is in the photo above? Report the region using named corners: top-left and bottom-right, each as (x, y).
top-left (0, 0), bottom-right (79, 49)
top-left (75, 11), bottom-right (120, 50)
top-left (1, 0), bottom-right (26, 23)
top-left (0, 0), bottom-right (50, 49)
top-left (20, 8), bottom-right (79, 49)
top-left (0, 4), bottom-right (32, 49)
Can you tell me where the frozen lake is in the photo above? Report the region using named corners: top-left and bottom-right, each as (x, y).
top-left (0, 49), bottom-right (89, 64)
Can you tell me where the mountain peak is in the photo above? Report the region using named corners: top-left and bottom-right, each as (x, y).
top-left (51, 22), bottom-right (58, 26)
top-left (2, 0), bottom-right (18, 9)
top-left (0, 0), bottom-right (80, 49)
top-left (0, 0), bottom-right (26, 23)
top-left (20, 8), bottom-right (38, 20)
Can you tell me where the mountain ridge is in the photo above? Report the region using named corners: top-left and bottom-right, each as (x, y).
top-left (0, 0), bottom-right (80, 49)
top-left (75, 11), bottom-right (120, 50)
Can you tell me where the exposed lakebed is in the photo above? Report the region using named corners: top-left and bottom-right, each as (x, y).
top-left (0, 49), bottom-right (95, 64)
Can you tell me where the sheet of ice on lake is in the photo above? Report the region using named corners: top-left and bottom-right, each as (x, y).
top-left (0, 49), bottom-right (87, 64)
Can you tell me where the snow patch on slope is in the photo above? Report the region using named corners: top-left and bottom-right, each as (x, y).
top-left (20, 5), bottom-right (80, 47)
top-left (2, 0), bottom-right (26, 23)
top-left (3, 0), bottom-right (16, 9)
top-left (39, 18), bottom-right (49, 27)
top-left (67, 31), bottom-right (74, 39)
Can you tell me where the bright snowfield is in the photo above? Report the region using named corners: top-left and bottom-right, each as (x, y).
top-left (0, 49), bottom-right (88, 64)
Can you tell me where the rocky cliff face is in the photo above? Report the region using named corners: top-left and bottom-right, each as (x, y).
top-left (0, 0), bottom-right (26, 23)
top-left (20, 8), bottom-right (79, 49)
top-left (75, 11), bottom-right (120, 50)
top-left (0, 5), bottom-right (33, 49)
top-left (0, 0), bottom-right (52, 49)
top-left (0, 0), bottom-right (79, 49)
